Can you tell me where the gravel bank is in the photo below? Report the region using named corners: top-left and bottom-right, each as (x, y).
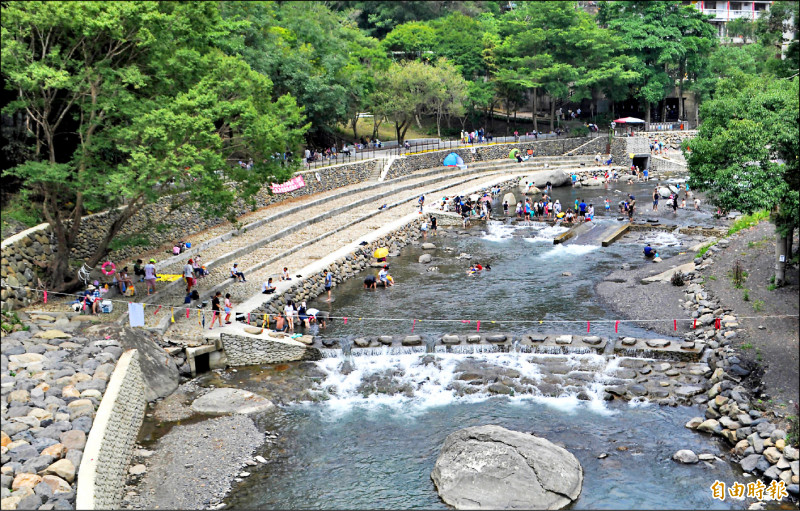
top-left (123, 415), bottom-right (263, 510)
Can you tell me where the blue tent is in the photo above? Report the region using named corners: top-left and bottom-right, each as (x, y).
top-left (443, 153), bottom-right (464, 166)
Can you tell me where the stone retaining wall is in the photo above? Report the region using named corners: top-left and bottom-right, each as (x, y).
top-left (75, 349), bottom-right (145, 510)
top-left (650, 156), bottom-right (688, 172)
top-left (385, 138), bottom-right (593, 180)
top-left (0, 160), bottom-right (379, 311)
top-left (220, 333), bottom-right (321, 366)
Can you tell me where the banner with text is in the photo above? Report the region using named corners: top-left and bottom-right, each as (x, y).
top-left (270, 175), bottom-right (306, 194)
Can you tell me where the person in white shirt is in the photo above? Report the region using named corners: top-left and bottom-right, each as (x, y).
top-left (183, 259), bottom-right (195, 292)
top-left (284, 300), bottom-right (296, 333)
top-left (230, 263), bottom-right (246, 282)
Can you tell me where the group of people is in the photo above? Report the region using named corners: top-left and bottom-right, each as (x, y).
top-left (364, 265), bottom-right (395, 289)
top-left (466, 262), bottom-right (491, 275)
top-left (461, 128), bottom-right (490, 144)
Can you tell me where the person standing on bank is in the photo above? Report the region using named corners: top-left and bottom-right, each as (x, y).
top-left (224, 293), bottom-right (234, 324)
top-left (144, 258), bottom-right (157, 296)
top-left (209, 291), bottom-right (224, 329)
top-left (324, 269), bottom-right (333, 301)
top-left (430, 215), bottom-right (437, 236)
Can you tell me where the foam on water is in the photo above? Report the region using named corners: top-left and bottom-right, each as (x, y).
top-left (311, 352), bottom-right (628, 416)
top-left (627, 230), bottom-right (684, 246)
top-left (481, 221), bottom-right (516, 242)
top-left (539, 243), bottom-right (600, 258)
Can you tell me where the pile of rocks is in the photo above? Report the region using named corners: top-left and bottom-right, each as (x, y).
top-left (678, 237), bottom-right (798, 497)
top-left (1, 323), bottom-right (124, 510)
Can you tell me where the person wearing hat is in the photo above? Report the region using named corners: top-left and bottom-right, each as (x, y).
top-left (85, 284), bottom-right (101, 314)
top-left (144, 259), bottom-right (157, 295)
top-left (628, 194), bottom-right (636, 220)
top-left (378, 265), bottom-right (393, 287)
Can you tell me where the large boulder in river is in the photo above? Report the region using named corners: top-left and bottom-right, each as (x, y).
top-left (431, 425), bottom-right (583, 510)
top-left (502, 193), bottom-right (517, 207)
top-left (191, 388), bottom-right (275, 415)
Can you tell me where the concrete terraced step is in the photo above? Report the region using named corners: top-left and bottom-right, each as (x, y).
top-left (159, 170), bottom-right (530, 336)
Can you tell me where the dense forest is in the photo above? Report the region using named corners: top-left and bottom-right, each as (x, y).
top-left (1, 1), bottom-right (797, 291)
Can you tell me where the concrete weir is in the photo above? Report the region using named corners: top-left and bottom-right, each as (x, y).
top-left (310, 333), bottom-right (705, 362)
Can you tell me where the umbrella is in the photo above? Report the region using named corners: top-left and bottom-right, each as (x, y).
top-left (613, 117), bottom-right (646, 124)
top-left (470, 194), bottom-right (480, 202)
top-left (373, 247), bottom-right (389, 259)
top-left (480, 196), bottom-right (492, 202)
top-left (508, 148), bottom-right (520, 158)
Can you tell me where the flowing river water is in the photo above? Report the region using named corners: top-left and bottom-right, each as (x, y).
top-left (140, 179), bottom-right (758, 509)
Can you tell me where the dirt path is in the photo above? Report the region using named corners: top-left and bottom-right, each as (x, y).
top-left (701, 221), bottom-right (799, 413)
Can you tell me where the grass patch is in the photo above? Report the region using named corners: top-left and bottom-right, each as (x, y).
top-left (0, 192), bottom-right (44, 237)
top-left (742, 289), bottom-right (750, 301)
top-left (109, 234), bottom-right (150, 252)
top-left (752, 299), bottom-right (764, 312)
top-left (787, 403), bottom-right (799, 447)
top-left (767, 283), bottom-right (777, 291)
top-left (708, 275), bottom-right (717, 281)
top-left (740, 342), bottom-right (754, 350)
top-left (696, 242), bottom-right (716, 257)
top-left (0, 311), bottom-right (29, 334)
top-left (728, 210), bottom-right (769, 236)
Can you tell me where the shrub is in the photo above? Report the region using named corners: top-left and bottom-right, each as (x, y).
top-left (787, 403), bottom-right (799, 447)
top-left (731, 260), bottom-right (747, 288)
top-left (742, 289), bottom-right (750, 301)
top-left (728, 210), bottom-right (769, 235)
top-left (671, 271), bottom-right (685, 286)
top-left (752, 299), bottom-right (764, 312)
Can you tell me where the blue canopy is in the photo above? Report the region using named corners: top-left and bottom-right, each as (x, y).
top-left (443, 153), bottom-right (464, 166)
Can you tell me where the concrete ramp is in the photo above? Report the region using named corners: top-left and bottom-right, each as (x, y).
top-left (561, 221), bottom-right (625, 246)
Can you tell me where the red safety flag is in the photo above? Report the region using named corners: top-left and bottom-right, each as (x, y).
top-left (344, 317), bottom-right (348, 325)
top-left (693, 318), bottom-right (697, 329)
top-left (476, 320), bottom-right (480, 332)
top-left (615, 320), bottom-right (619, 333)
top-left (587, 321), bottom-right (590, 333)
top-left (186, 308), bottom-right (191, 319)
top-left (43, 290), bottom-right (47, 304)
top-left (461, 320), bottom-right (471, 324)
top-left (247, 313), bottom-right (251, 325)
top-left (154, 305), bottom-right (162, 315)
top-left (714, 318), bottom-right (721, 329)
top-left (674, 319), bottom-right (678, 331)
top-left (411, 319), bottom-right (416, 332)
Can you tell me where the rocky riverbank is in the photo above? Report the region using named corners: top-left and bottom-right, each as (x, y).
top-left (598, 229), bottom-right (799, 501)
top-left (1, 318), bottom-right (124, 510)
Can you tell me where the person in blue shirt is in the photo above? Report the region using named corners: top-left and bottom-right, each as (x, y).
top-left (578, 200), bottom-right (587, 222)
top-left (324, 269), bottom-right (333, 301)
top-left (643, 243), bottom-right (655, 258)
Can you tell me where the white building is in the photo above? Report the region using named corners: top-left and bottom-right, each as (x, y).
top-left (686, 1), bottom-right (773, 39)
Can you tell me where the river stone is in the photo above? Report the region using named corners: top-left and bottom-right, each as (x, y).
top-left (645, 339), bottom-right (670, 348)
top-left (675, 386), bottom-right (704, 398)
top-left (402, 335), bottom-right (422, 346)
top-left (41, 459), bottom-right (75, 483)
top-left (673, 450), bottom-right (699, 464)
top-left (441, 335), bottom-right (461, 345)
top-left (486, 334), bottom-right (507, 343)
top-left (431, 425), bottom-right (582, 510)
top-left (421, 243), bottom-right (436, 250)
top-left (33, 331), bottom-right (72, 340)
top-left (555, 335), bottom-right (573, 345)
top-left (502, 193), bottom-right (517, 207)
top-left (466, 335), bottom-right (481, 344)
top-left (243, 327), bottom-right (264, 335)
top-left (764, 447), bottom-right (782, 465)
top-left (620, 337), bottom-right (637, 346)
top-left (353, 338), bottom-right (371, 348)
top-left (190, 388), bottom-right (274, 415)
top-left (697, 419), bottom-right (722, 434)
top-left (377, 336), bottom-right (393, 346)
top-left (418, 254), bottom-right (432, 264)
top-left (581, 336), bottom-right (602, 346)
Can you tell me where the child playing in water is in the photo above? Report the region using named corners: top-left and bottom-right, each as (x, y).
top-left (604, 199), bottom-right (610, 213)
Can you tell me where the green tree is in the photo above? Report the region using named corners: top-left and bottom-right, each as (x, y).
top-left (1, 1), bottom-right (306, 292)
top-left (685, 76), bottom-right (799, 285)
top-left (598, 1), bottom-right (716, 123)
top-left (382, 21), bottom-right (437, 56)
top-left (370, 59), bottom-right (467, 143)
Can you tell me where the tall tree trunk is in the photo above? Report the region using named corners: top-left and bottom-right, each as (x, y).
top-left (645, 102), bottom-right (651, 125)
top-left (532, 88), bottom-right (539, 132)
top-left (513, 104), bottom-right (517, 131)
top-left (775, 233), bottom-right (787, 286)
top-left (351, 114), bottom-right (359, 141)
top-left (786, 228), bottom-right (794, 267)
top-left (678, 60), bottom-right (685, 120)
top-left (549, 97), bottom-right (555, 132)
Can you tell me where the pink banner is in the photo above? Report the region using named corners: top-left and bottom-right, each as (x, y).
top-left (270, 175), bottom-right (306, 194)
